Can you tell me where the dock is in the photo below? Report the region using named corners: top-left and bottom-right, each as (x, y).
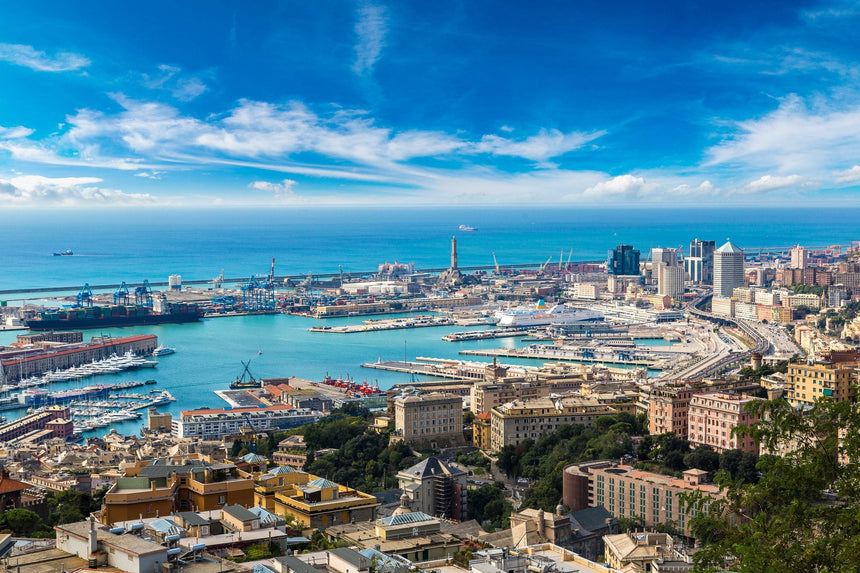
top-left (441, 328), bottom-right (528, 342)
top-left (458, 347), bottom-right (660, 368)
top-left (308, 315), bottom-right (453, 333)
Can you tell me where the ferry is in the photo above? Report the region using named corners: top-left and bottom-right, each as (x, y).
top-left (494, 300), bottom-right (603, 327)
top-left (53, 250), bottom-right (73, 256)
top-left (458, 224), bottom-right (477, 232)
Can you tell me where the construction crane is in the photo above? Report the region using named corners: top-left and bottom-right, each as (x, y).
top-left (75, 283), bottom-right (94, 307)
top-left (134, 280), bottom-right (153, 307)
top-left (113, 282), bottom-right (130, 306)
top-left (492, 251), bottom-right (500, 274)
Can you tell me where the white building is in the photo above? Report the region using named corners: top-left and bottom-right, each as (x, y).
top-left (657, 264), bottom-right (685, 299)
top-left (713, 240), bottom-right (745, 297)
top-left (56, 518), bottom-right (168, 573)
top-left (172, 405), bottom-right (320, 439)
top-left (790, 245), bottom-right (808, 269)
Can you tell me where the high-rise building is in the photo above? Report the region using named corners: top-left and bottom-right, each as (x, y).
top-left (607, 245), bottom-right (640, 276)
top-left (713, 240), bottom-right (744, 297)
top-left (790, 245), bottom-right (808, 269)
top-left (686, 239), bottom-right (715, 284)
top-left (652, 247), bottom-right (684, 299)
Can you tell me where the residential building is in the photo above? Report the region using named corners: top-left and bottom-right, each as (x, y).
top-left (688, 393), bottom-right (760, 453)
top-left (648, 385), bottom-right (694, 438)
top-left (790, 245), bottom-right (808, 269)
top-left (786, 359), bottom-right (858, 407)
top-left (685, 239), bottom-right (715, 284)
top-left (171, 405), bottom-right (320, 439)
top-left (56, 518), bottom-right (169, 573)
top-left (713, 240), bottom-right (745, 297)
top-left (607, 245), bottom-right (641, 276)
top-left (563, 461), bottom-right (724, 538)
top-left (489, 396), bottom-right (616, 451)
top-left (472, 411), bottom-right (493, 450)
top-left (102, 455), bottom-right (254, 524)
top-left (393, 392), bottom-right (464, 448)
top-left (603, 532), bottom-right (692, 573)
top-left (396, 456), bottom-right (468, 520)
top-left (253, 466), bottom-right (379, 529)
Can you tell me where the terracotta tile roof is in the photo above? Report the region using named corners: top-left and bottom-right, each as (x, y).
top-left (0, 476), bottom-right (29, 494)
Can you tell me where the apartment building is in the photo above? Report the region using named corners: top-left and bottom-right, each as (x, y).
top-left (563, 461), bottom-right (724, 537)
top-left (648, 385), bottom-right (694, 438)
top-left (489, 396), bottom-right (616, 451)
top-left (688, 393), bottom-right (760, 453)
top-left (786, 359), bottom-right (857, 407)
top-left (393, 392), bottom-right (464, 448)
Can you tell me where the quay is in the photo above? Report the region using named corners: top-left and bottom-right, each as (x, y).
top-left (458, 346), bottom-right (660, 368)
top-left (442, 327), bottom-right (527, 342)
top-left (362, 356), bottom-right (529, 381)
top-left (308, 315), bottom-right (453, 333)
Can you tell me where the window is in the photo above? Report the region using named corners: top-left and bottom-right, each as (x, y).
top-left (218, 495), bottom-right (226, 505)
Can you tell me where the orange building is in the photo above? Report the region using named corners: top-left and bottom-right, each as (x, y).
top-left (688, 393), bottom-right (760, 453)
top-left (648, 385), bottom-right (694, 438)
top-left (102, 455), bottom-right (254, 525)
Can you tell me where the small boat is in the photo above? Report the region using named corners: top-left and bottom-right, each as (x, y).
top-left (53, 250), bottom-right (74, 256)
top-left (458, 225), bottom-right (476, 232)
top-left (144, 379), bottom-right (157, 385)
top-left (152, 346), bottom-right (176, 357)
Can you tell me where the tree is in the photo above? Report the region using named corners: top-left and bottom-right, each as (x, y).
top-left (3, 509), bottom-right (42, 536)
top-left (690, 395), bottom-right (860, 572)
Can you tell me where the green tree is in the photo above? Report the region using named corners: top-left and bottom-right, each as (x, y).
top-left (690, 396), bottom-right (860, 572)
top-left (2, 509), bottom-right (42, 536)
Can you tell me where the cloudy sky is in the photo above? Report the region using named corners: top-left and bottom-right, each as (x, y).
top-left (1, 0), bottom-right (860, 208)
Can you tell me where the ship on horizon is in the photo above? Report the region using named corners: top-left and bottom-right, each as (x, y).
top-left (458, 224), bottom-right (477, 232)
top-left (53, 249), bottom-right (73, 256)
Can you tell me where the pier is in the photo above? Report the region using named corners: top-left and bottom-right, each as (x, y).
top-left (458, 346), bottom-right (660, 368)
top-left (441, 327), bottom-right (528, 342)
top-left (309, 315), bottom-right (453, 333)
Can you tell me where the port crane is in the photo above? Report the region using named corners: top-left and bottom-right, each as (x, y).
top-left (565, 248), bottom-right (573, 272)
top-left (75, 284), bottom-right (94, 307)
top-left (210, 269), bottom-right (224, 289)
top-left (539, 255), bottom-right (553, 273)
top-left (134, 280), bottom-right (153, 307)
top-left (492, 251), bottom-right (500, 274)
top-left (113, 282), bottom-right (130, 306)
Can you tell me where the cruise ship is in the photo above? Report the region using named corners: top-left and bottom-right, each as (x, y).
top-left (494, 301), bottom-right (603, 327)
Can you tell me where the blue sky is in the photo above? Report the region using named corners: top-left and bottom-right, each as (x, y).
top-left (1, 0), bottom-right (860, 208)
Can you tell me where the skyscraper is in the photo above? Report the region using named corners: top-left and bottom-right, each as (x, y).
top-left (686, 239), bottom-right (716, 284)
top-left (790, 245), bottom-right (808, 269)
top-left (652, 247), bottom-right (684, 299)
top-left (713, 240), bottom-right (745, 297)
top-left (607, 245), bottom-right (640, 276)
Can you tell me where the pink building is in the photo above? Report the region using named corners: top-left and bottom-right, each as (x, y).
top-left (688, 393), bottom-right (760, 453)
top-left (648, 385), bottom-right (694, 438)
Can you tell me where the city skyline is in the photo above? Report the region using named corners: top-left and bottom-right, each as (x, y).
top-left (2, 1), bottom-right (860, 208)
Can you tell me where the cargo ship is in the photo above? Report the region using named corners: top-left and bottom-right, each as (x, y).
top-left (26, 303), bottom-right (204, 331)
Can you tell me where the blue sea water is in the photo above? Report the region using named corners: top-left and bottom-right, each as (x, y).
top-left (0, 206), bottom-right (858, 436)
top-left (1, 206), bottom-right (858, 293)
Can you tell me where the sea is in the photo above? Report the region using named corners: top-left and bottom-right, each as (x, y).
top-left (0, 206), bottom-right (857, 437)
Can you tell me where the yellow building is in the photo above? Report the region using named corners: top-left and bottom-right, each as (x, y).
top-left (394, 392), bottom-right (465, 448)
top-left (472, 411), bottom-right (492, 450)
top-left (102, 456), bottom-right (254, 525)
top-left (253, 465), bottom-right (378, 529)
top-left (787, 360), bottom-right (857, 407)
top-left (489, 396), bottom-right (616, 451)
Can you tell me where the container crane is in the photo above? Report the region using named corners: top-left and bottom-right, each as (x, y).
top-left (113, 282), bottom-right (130, 306)
top-left (492, 251), bottom-right (500, 274)
top-left (539, 255), bottom-right (553, 272)
top-left (75, 283), bottom-right (94, 307)
top-left (134, 280), bottom-right (153, 307)
top-left (566, 248), bottom-right (573, 271)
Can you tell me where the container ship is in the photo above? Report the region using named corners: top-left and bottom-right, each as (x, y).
top-left (26, 303), bottom-right (204, 331)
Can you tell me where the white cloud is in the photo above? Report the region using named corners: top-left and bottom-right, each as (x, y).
top-left (134, 170), bottom-right (166, 179)
top-left (0, 43), bottom-right (89, 72)
top-left (671, 180), bottom-right (715, 195)
top-left (0, 124), bottom-right (34, 139)
top-left (250, 178), bottom-right (298, 199)
top-left (0, 175), bottom-right (155, 206)
top-left (474, 129), bottom-right (604, 161)
top-left (706, 94), bottom-right (860, 174)
top-left (352, 3), bottom-right (387, 76)
top-left (142, 65), bottom-right (208, 101)
top-left (835, 165), bottom-right (860, 183)
top-left (582, 174), bottom-right (655, 200)
top-left (744, 174), bottom-right (806, 193)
